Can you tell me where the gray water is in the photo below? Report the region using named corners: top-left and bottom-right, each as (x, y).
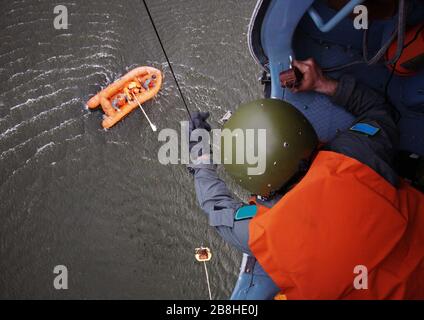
top-left (0, 0), bottom-right (262, 299)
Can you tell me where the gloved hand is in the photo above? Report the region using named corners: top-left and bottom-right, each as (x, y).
top-left (187, 111), bottom-right (214, 174)
top-left (189, 111), bottom-right (212, 153)
top-left (189, 112), bottom-right (211, 132)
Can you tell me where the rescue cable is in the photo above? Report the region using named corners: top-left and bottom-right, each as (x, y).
top-left (195, 247), bottom-right (213, 300)
top-left (141, 0), bottom-right (193, 121)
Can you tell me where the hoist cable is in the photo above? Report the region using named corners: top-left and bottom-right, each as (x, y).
top-left (141, 0), bottom-right (192, 121)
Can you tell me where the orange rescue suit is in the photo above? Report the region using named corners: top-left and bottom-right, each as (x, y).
top-left (249, 151), bottom-right (424, 299)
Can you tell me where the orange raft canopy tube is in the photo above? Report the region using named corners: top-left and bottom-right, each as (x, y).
top-left (86, 66), bottom-right (162, 129)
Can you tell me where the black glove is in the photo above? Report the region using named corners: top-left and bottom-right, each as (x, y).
top-left (187, 112), bottom-right (213, 175)
top-left (189, 112), bottom-right (211, 131)
top-left (189, 111), bottom-right (212, 153)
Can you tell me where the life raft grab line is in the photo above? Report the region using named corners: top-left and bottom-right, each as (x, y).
top-left (141, 0), bottom-right (193, 122)
top-left (132, 92), bottom-right (157, 131)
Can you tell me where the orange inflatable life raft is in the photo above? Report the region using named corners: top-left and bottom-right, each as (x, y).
top-left (87, 66), bottom-right (162, 129)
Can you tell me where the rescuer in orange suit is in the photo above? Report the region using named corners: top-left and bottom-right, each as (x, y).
top-left (187, 58), bottom-right (424, 300)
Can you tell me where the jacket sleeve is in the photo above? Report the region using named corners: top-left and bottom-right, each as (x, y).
top-left (325, 75), bottom-right (400, 186)
top-left (192, 166), bottom-right (252, 254)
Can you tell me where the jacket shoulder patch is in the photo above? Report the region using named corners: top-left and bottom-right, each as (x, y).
top-left (349, 123), bottom-right (380, 136)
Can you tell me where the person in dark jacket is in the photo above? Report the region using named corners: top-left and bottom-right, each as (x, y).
top-left (188, 59), bottom-right (424, 300)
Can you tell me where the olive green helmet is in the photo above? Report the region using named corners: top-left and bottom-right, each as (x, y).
top-left (221, 98), bottom-right (318, 196)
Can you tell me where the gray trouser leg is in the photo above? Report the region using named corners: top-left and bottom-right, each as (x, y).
top-left (230, 254), bottom-right (280, 300)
